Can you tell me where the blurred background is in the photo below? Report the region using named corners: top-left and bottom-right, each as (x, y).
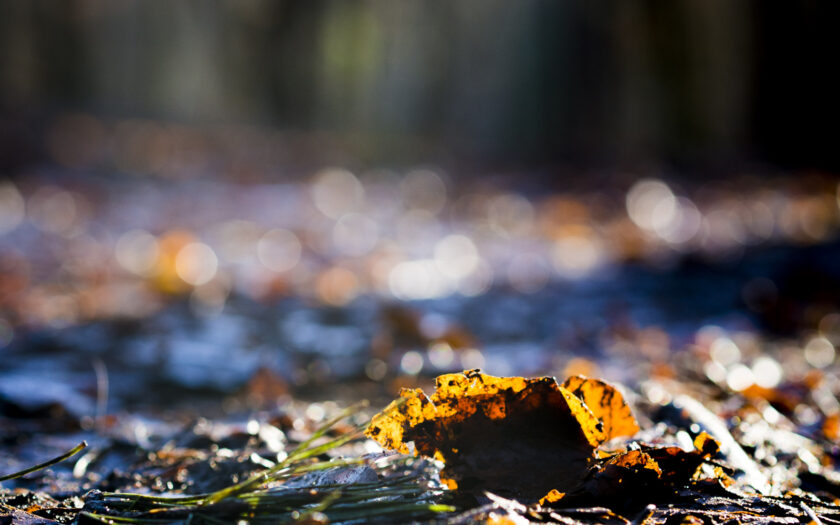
top-left (1, 1), bottom-right (840, 415)
top-left (2, 0), bottom-right (840, 172)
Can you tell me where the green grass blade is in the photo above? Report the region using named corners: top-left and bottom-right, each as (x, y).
top-left (200, 403), bottom-right (367, 506)
top-left (285, 401), bottom-right (368, 461)
top-left (0, 441), bottom-right (87, 482)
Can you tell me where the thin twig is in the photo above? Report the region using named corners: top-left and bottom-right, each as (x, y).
top-left (802, 501), bottom-right (825, 525)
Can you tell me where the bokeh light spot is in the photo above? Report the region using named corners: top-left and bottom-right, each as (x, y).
top-left (804, 336), bottom-right (835, 369)
top-left (175, 242), bottom-right (218, 285)
top-left (434, 234), bottom-right (479, 280)
top-left (257, 228), bottom-right (302, 272)
top-left (332, 213), bottom-right (380, 256)
top-left (726, 363), bottom-right (755, 391)
top-left (400, 169), bottom-right (447, 214)
top-left (311, 168), bottom-right (365, 219)
top-left (365, 359), bottom-right (388, 381)
top-left (551, 234), bottom-right (604, 278)
top-left (400, 351), bottom-right (424, 375)
top-left (427, 342), bottom-right (455, 369)
top-left (751, 356), bottom-right (783, 388)
top-left (315, 266), bottom-right (359, 306)
top-left (0, 182), bottom-right (25, 234)
top-left (626, 179), bottom-right (676, 232)
top-left (710, 337), bottom-right (741, 365)
top-left (115, 229), bottom-right (160, 277)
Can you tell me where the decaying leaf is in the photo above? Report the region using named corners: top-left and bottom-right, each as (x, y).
top-left (603, 449), bottom-right (661, 474)
top-left (561, 376), bottom-right (640, 442)
top-left (670, 394), bottom-right (770, 494)
top-left (538, 489), bottom-right (566, 506)
top-left (544, 431), bottom-right (726, 513)
top-left (365, 370), bottom-right (639, 499)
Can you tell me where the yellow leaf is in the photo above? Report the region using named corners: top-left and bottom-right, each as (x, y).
top-left (562, 375), bottom-right (640, 442)
top-left (365, 370), bottom-right (640, 499)
top-left (539, 489), bottom-right (566, 505)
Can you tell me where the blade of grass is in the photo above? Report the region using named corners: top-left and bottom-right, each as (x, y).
top-left (77, 400), bottom-right (454, 524)
top-left (199, 429), bottom-right (363, 506)
top-left (98, 492), bottom-right (208, 506)
top-left (200, 403), bottom-right (367, 506)
top-left (323, 501), bottom-right (456, 521)
top-left (266, 456), bottom-right (366, 481)
top-left (0, 441), bottom-right (87, 482)
top-left (78, 512), bottom-right (149, 523)
top-left (285, 401), bottom-right (368, 462)
top-left (293, 489), bottom-right (342, 522)
top-left (282, 428), bottom-right (363, 463)
top-left (94, 457), bottom-right (361, 512)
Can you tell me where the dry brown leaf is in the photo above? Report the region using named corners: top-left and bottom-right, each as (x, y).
top-left (636, 433), bottom-right (720, 485)
top-left (539, 433), bottom-right (724, 512)
top-left (365, 370), bottom-right (639, 499)
top-left (604, 449), bottom-right (661, 474)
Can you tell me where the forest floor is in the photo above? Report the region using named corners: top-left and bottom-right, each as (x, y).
top-left (4, 173), bottom-right (840, 523)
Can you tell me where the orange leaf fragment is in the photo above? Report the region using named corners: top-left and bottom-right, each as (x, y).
top-left (604, 449), bottom-right (661, 475)
top-left (693, 431), bottom-right (720, 457)
top-left (540, 435), bottom-right (724, 511)
top-left (634, 433), bottom-right (721, 486)
top-left (539, 489), bottom-right (566, 506)
top-left (823, 413), bottom-right (840, 442)
top-left (561, 375), bottom-right (640, 442)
